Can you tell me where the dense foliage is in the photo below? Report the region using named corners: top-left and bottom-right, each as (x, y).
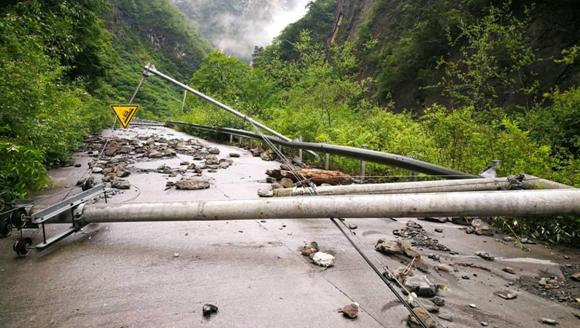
top-left (174, 4), bottom-right (578, 188)
top-left (0, 0), bottom-right (209, 202)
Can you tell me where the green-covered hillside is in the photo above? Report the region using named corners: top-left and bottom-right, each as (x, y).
top-left (0, 0), bottom-right (211, 200)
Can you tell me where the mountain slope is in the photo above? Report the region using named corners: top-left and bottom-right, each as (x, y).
top-left (282, 0), bottom-right (580, 110)
top-left (105, 0), bottom-right (212, 117)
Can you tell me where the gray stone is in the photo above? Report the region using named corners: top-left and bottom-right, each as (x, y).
top-left (207, 147), bottom-right (220, 155)
top-left (175, 178), bottom-right (210, 190)
top-left (111, 179), bottom-right (131, 190)
top-left (229, 153), bottom-right (240, 158)
top-left (403, 275), bottom-right (438, 298)
top-left (375, 239), bottom-right (402, 255)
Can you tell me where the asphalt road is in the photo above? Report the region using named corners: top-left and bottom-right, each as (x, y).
top-left (0, 125), bottom-right (578, 327)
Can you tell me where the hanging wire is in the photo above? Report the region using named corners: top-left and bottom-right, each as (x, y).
top-left (243, 121), bottom-right (432, 328)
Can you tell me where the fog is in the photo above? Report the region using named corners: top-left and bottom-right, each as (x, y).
top-left (173, 0), bottom-right (311, 61)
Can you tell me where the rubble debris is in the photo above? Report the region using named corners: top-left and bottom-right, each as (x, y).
top-left (111, 179), bottom-right (131, 190)
top-left (469, 304), bottom-right (478, 309)
top-left (408, 307), bottom-right (436, 328)
top-left (481, 321), bottom-right (489, 326)
top-left (475, 251), bottom-right (495, 261)
top-left (202, 304), bottom-right (218, 317)
top-left (494, 290), bottom-right (517, 300)
top-left (229, 153), bottom-right (240, 158)
top-left (393, 221), bottom-right (451, 252)
top-left (434, 228), bottom-right (443, 233)
top-left (403, 275), bottom-right (438, 298)
top-left (173, 253), bottom-right (180, 258)
top-left (175, 178), bottom-right (210, 190)
top-left (338, 302), bottom-right (359, 319)
top-left (503, 236), bottom-right (515, 242)
top-left (207, 147), bottom-right (220, 155)
top-left (301, 242), bottom-right (319, 257)
top-left (312, 252), bottom-right (335, 268)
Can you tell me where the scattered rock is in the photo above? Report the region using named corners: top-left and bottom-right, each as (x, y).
top-left (462, 275), bottom-right (470, 280)
top-left (207, 147), bottom-right (220, 155)
top-left (74, 163), bottom-right (82, 168)
top-left (393, 221), bottom-right (450, 252)
top-left (148, 150), bottom-right (163, 158)
top-left (503, 236), bottom-right (515, 242)
top-left (434, 228), bottom-right (443, 233)
top-left (570, 272), bottom-right (580, 282)
top-left (202, 304), bottom-right (218, 317)
top-left (503, 267), bottom-right (516, 274)
top-left (494, 290), bottom-right (517, 300)
top-left (471, 218), bottom-right (493, 236)
top-left (540, 318), bottom-right (558, 325)
top-left (432, 297), bottom-right (445, 307)
top-left (408, 307), bottom-right (436, 328)
top-left (481, 321), bottom-right (489, 326)
top-left (180, 161), bottom-right (190, 166)
top-left (338, 303), bottom-right (359, 319)
top-left (173, 253), bottom-right (180, 258)
top-left (260, 149), bottom-right (275, 161)
top-left (175, 178), bottom-right (210, 190)
top-left (404, 275), bottom-right (438, 298)
top-left (218, 159), bottom-right (233, 169)
top-left (111, 179), bottom-right (131, 189)
top-left (476, 251), bottom-right (495, 261)
top-left (229, 152), bottom-right (240, 158)
top-left (465, 227), bottom-right (475, 234)
top-left (92, 167), bottom-right (103, 174)
top-left (312, 252), bottom-right (335, 268)
top-left (257, 188), bottom-right (273, 197)
top-left (301, 242), bottom-right (319, 257)
top-left (375, 239), bottom-right (403, 255)
top-left (469, 304), bottom-right (477, 309)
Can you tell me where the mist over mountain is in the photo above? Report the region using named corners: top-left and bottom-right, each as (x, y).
top-left (173, 0), bottom-right (310, 61)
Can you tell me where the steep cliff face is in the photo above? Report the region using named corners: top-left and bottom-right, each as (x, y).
top-left (302, 0), bottom-right (580, 110)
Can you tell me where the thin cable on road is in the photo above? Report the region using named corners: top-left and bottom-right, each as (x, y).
top-left (244, 121), bottom-right (432, 328)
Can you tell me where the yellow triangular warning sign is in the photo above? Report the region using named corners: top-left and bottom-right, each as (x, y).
top-left (111, 104), bottom-right (139, 129)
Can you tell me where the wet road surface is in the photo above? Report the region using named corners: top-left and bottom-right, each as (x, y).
top-left (1, 125), bottom-right (578, 327)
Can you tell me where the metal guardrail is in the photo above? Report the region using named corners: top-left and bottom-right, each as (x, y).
top-left (166, 121), bottom-right (477, 179)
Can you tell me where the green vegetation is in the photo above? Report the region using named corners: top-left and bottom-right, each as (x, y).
top-left (0, 0), bottom-right (210, 202)
top-left (172, 1), bottom-right (578, 243)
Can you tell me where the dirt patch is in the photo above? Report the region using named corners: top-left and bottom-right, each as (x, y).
top-left (517, 263), bottom-right (580, 309)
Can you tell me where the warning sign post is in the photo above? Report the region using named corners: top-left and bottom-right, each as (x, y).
top-left (111, 105), bottom-right (139, 129)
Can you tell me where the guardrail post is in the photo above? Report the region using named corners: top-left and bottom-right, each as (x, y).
top-left (360, 160), bottom-right (366, 180)
top-left (324, 153), bottom-right (330, 170)
top-left (298, 136), bottom-right (303, 162)
top-left (229, 134), bottom-right (233, 144)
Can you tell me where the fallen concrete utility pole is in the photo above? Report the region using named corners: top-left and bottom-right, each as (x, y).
top-left (272, 176), bottom-right (573, 197)
top-left (143, 64), bottom-right (316, 157)
top-left (81, 189), bottom-right (580, 223)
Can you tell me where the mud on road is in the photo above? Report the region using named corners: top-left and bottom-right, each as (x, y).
top-left (0, 125), bottom-right (579, 328)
